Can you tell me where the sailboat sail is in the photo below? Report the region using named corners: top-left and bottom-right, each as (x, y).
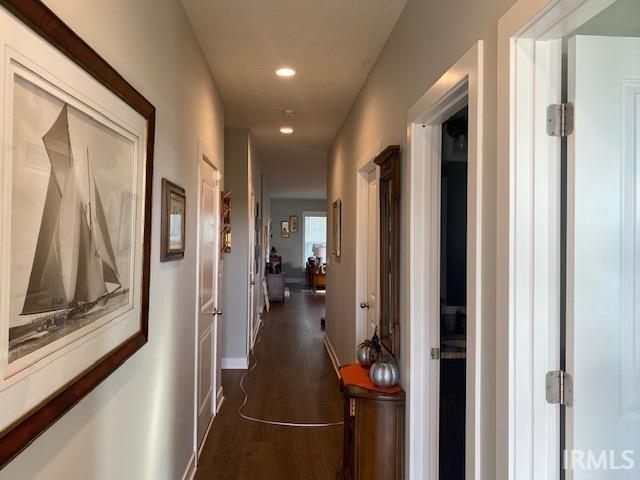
top-left (21, 104), bottom-right (121, 316)
top-left (88, 154), bottom-right (121, 288)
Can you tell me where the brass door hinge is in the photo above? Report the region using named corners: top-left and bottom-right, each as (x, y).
top-left (349, 398), bottom-right (356, 417)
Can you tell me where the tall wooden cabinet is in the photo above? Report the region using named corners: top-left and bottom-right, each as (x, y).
top-left (374, 145), bottom-right (401, 357)
top-left (338, 381), bottom-right (405, 480)
top-left (337, 145), bottom-right (404, 480)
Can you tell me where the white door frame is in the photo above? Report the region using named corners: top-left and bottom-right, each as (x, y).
top-left (496, 1), bottom-right (617, 479)
top-left (193, 138), bottom-right (222, 462)
top-left (355, 152), bottom-right (381, 347)
top-left (407, 41), bottom-right (483, 480)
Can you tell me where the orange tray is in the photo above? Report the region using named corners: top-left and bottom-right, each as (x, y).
top-left (339, 363), bottom-right (402, 394)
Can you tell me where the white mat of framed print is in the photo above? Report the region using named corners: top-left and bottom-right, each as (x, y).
top-left (0, 0), bottom-right (154, 467)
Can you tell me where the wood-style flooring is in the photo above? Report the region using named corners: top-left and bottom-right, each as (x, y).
top-left (195, 290), bottom-right (343, 480)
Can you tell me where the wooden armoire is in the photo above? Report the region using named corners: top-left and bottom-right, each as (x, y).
top-left (338, 145), bottom-right (404, 480)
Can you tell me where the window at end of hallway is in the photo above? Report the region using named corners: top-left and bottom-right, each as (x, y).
top-left (303, 213), bottom-right (327, 267)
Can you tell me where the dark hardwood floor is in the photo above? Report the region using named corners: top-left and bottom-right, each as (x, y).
top-left (195, 289), bottom-right (343, 480)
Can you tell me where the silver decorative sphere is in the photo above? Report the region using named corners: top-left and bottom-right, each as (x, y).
top-left (369, 357), bottom-right (400, 388)
top-left (356, 340), bottom-right (381, 367)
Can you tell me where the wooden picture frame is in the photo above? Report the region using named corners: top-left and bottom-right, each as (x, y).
top-left (160, 179), bottom-right (186, 261)
top-left (221, 191), bottom-right (231, 253)
top-left (289, 215), bottom-right (299, 233)
top-left (332, 199), bottom-right (342, 258)
top-left (375, 146), bottom-right (401, 356)
top-left (0, 0), bottom-right (154, 468)
top-left (281, 220), bottom-right (290, 238)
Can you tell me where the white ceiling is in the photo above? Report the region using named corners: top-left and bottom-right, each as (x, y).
top-left (182, 0), bottom-right (406, 199)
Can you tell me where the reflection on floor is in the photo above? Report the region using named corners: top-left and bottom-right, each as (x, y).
top-left (195, 290), bottom-right (342, 480)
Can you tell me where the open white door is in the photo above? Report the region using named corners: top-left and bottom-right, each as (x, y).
top-left (565, 35), bottom-right (640, 478)
top-left (196, 154), bottom-right (221, 455)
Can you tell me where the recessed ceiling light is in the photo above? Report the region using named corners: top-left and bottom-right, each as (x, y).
top-left (276, 67), bottom-right (296, 77)
top-left (280, 126), bottom-right (294, 134)
top-left (282, 109), bottom-right (296, 118)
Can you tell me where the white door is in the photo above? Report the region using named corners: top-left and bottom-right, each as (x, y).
top-left (365, 169), bottom-right (379, 338)
top-left (565, 35), bottom-right (640, 478)
top-left (358, 168), bottom-right (379, 341)
top-left (196, 156), bottom-right (220, 453)
top-left (248, 189), bottom-right (256, 351)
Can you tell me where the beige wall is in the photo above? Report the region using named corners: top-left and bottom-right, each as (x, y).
top-left (325, 0), bottom-right (515, 476)
top-left (222, 128), bottom-right (250, 364)
top-left (0, 0), bottom-right (225, 478)
top-left (222, 128), bottom-right (266, 364)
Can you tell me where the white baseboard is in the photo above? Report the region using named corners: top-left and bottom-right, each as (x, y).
top-left (181, 452), bottom-right (196, 480)
top-left (197, 417), bottom-right (214, 460)
top-left (216, 386), bottom-right (224, 414)
top-left (222, 357), bottom-right (248, 369)
top-left (323, 334), bottom-right (341, 378)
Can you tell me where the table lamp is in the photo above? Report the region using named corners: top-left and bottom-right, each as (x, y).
top-left (313, 244), bottom-right (327, 266)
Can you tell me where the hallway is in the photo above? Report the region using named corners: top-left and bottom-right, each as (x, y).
top-left (195, 290), bottom-right (342, 480)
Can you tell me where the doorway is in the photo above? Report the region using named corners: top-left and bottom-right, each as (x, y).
top-left (499, 0), bottom-right (640, 478)
top-left (439, 107), bottom-right (468, 480)
top-left (248, 189), bottom-right (256, 353)
top-left (407, 42), bottom-right (483, 480)
top-left (195, 144), bottom-right (222, 458)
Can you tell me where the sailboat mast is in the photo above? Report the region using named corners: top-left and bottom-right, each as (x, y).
top-left (86, 146), bottom-right (92, 230)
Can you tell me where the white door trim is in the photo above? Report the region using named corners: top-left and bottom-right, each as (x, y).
top-left (193, 138), bottom-right (222, 463)
top-left (355, 146), bottom-right (381, 348)
top-left (407, 41), bottom-right (483, 480)
top-left (496, 1), bottom-right (616, 479)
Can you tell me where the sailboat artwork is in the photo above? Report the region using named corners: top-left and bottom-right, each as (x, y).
top-left (0, 7), bottom-right (153, 463)
top-left (8, 104), bottom-right (130, 364)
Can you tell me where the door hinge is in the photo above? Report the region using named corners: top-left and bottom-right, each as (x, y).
top-left (546, 370), bottom-right (573, 407)
top-left (546, 102), bottom-right (574, 137)
top-left (349, 398), bottom-right (357, 417)
top-left (430, 347), bottom-right (440, 360)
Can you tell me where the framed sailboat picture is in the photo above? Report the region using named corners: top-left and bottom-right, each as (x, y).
top-left (161, 179), bottom-right (186, 261)
top-left (0, 0), bottom-right (154, 468)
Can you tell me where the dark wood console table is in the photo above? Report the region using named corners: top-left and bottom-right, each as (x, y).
top-left (311, 271), bottom-right (326, 293)
top-left (338, 364), bottom-right (405, 480)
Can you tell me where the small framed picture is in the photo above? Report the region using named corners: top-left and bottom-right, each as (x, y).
top-left (221, 190), bottom-right (231, 224)
top-left (281, 220), bottom-right (290, 238)
top-left (161, 179), bottom-right (186, 261)
top-left (221, 191), bottom-right (231, 253)
top-left (332, 199), bottom-right (342, 257)
top-left (290, 215), bottom-right (299, 233)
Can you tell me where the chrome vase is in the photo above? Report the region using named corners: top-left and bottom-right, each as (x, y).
top-left (356, 328), bottom-right (382, 367)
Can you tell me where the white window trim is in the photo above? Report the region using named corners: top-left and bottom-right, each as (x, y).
top-left (496, 1), bottom-right (617, 479)
top-left (407, 41), bottom-right (483, 480)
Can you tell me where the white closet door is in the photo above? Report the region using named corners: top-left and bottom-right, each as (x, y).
top-left (566, 35), bottom-right (640, 478)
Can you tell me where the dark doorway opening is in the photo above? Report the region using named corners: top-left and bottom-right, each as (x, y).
top-left (439, 105), bottom-right (468, 480)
